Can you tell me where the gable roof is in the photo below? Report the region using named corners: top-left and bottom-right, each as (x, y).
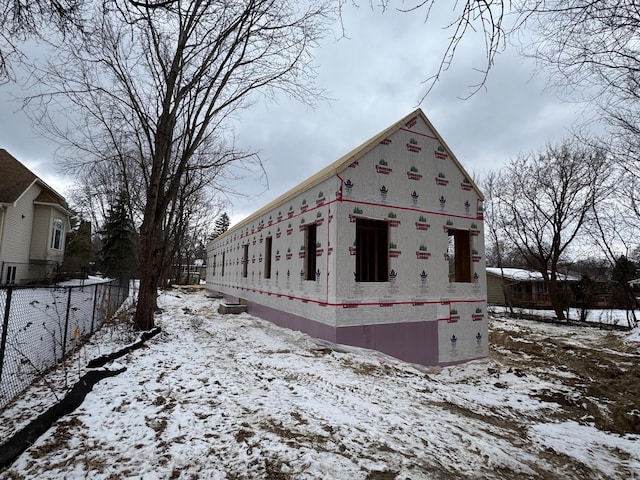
top-left (0, 149), bottom-right (39, 204)
top-left (0, 149), bottom-right (68, 209)
top-left (224, 108), bottom-right (482, 237)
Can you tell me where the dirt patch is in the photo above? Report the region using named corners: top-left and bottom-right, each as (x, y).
top-left (490, 318), bottom-right (640, 434)
top-left (234, 428), bottom-right (255, 443)
top-left (365, 470), bottom-right (398, 480)
top-left (339, 358), bottom-right (388, 376)
top-left (263, 458), bottom-right (292, 480)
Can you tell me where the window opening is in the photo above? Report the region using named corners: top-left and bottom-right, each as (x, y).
top-left (212, 254), bottom-right (217, 276)
top-left (242, 245), bottom-right (249, 277)
top-left (51, 218), bottom-right (64, 250)
top-left (264, 237), bottom-right (272, 279)
top-left (355, 218), bottom-right (388, 282)
top-left (221, 252), bottom-right (226, 276)
top-left (448, 229), bottom-right (472, 282)
top-left (6, 266), bottom-right (16, 284)
top-left (304, 224), bottom-right (317, 281)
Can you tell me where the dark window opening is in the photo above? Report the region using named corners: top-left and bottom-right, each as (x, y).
top-left (264, 237), bottom-right (272, 279)
top-left (448, 229), bottom-right (472, 282)
top-left (305, 224), bottom-right (317, 281)
top-left (212, 254), bottom-right (217, 276)
top-left (221, 252), bottom-right (225, 277)
top-left (355, 218), bottom-right (388, 282)
top-left (6, 266), bottom-right (16, 284)
top-left (242, 245), bottom-right (249, 278)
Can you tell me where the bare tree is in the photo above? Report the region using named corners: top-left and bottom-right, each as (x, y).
top-left (480, 170), bottom-right (516, 313)
top-left (525, 1), bottom-right (640, 177)
top-left (339, 1), bottom-right (640, 108)
top-left (0, 0), bottom-right (84, 81)
top-left (526, 1), bottom-right (640, 109)
top-left (497, 139), bottom-right (609, 320)
top-left (589, 178), bottom-right (640, 328)
top-left (517, 1), bottom-right (640, 323)
top-left (160, 166), bottom-right (224, 286)
top-left (68, 156), bottom-right (145, 234)
top-left (27, 0), bottom-right (332, 330)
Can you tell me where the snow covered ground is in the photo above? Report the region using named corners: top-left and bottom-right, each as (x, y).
top-left (490, 304), bottom-right (639, 329)
top-left (1, 288), bottom-right (639, 479)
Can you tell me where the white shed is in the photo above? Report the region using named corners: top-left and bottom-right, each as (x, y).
top-left (207, 109), bottom-right (487, 366)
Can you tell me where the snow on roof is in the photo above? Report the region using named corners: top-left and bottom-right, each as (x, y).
top-left (486, 267), bottom-right (581, 282)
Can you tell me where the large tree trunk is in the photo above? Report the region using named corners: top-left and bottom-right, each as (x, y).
top-left (134, 223), bottom-right (161, 330)
top-left (134, 165), bottom-right (165, 330)
top-left (547, 280), bottom-right (566, 320)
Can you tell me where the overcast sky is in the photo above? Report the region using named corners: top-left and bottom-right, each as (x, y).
top-left (0, 4), bottom-right (593, 226)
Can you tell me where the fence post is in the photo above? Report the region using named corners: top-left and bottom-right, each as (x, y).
top-left (62, 287), bottom-right (72, 358)
top-left (90, 283), bottom-right (99, 333)
top-left (0, 286), bottom-right (13, 384)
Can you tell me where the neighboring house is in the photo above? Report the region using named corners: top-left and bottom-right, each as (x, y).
top-left (0, 149), bottom-right (71, 285)
top-left (486, 267), bottom-right (580, 308)
top-left (171, 261), bottom-right (207, 285)
top-left (629, 278), bottom-right (640, 296)
top-left (207, 109), bottom-right (487, 366)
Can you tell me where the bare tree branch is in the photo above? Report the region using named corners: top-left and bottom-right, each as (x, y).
top-left (491, 138), bottom-right (610, 320)
top-left (24, 0), bottom-right (333, 329)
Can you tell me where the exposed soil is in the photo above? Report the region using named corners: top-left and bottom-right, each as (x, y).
top-left (490, 316), bottom-right (640, 435)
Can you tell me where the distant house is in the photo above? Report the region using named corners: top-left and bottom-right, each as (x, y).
top-left (170, 260), bottom-right (207, 285)
top-left (0, 149), bottom-right (71, 285)
top-left (207, 109), bottom-right (487, 366)
top-left (628, 278), bottom-right (640, 290)
top-left (486, 267), bottom-right (580, 308)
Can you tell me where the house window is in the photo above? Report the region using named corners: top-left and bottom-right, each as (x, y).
top-left (448, 229), bottom-right (472, 282)
top-left (6, 266), bottom-right (16, 284)
top-left (221, 252), bottom-right (225, 277)
top-left (304, 224), bottom-right (317, 280)
top-left (355, 218), bottom-right (388, 282)
top-left (50, 218), bottom-right (64, 250)
top-left (242, 244), bottom-right (249, 278)
top-left (212, 255), bottom-right (217, 276)
top-left (264, 236), bottom-right (272, 279)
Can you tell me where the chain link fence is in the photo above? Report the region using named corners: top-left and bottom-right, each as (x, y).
top-left (0, 280), bottom-right (130, 410)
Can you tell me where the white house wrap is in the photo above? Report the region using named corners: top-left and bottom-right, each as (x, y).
top-left (206, 109), bottom-right (488, 366)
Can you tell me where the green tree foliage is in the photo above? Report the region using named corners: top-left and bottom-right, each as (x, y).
top-left (211, 212), bottom-right (230, 240)
top-left (99, 193), bottom-right (137, 283)
top-left (611, 255), bottom-right (639, 327)
top-left (63, 217), bottom-right (94, 277)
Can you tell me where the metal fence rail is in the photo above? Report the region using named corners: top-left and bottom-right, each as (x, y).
top-left (0, 280), bottom-right (129, 410)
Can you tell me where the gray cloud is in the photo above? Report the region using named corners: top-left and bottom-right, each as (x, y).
top-left (0, 5), bottom-right (595, 226)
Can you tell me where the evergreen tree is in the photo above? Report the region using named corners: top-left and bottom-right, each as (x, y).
top-left (612, 255), bottom-right (636, 286)
top-left (63, 217), bottom-right (94, 277)
top-left (99, 193), bottom-right (138, 282)
top-left (211, 212), bottom-right (230, 239)
top-left (611, 255), bottom-right (640, 327)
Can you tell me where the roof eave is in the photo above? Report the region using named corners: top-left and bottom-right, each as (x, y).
top-left (33, 200), bottom-right (72, 217)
